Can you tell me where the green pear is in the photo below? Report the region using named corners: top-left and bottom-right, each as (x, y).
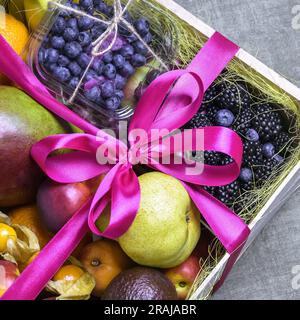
top-left (118, 172), bottom-right (201, 268)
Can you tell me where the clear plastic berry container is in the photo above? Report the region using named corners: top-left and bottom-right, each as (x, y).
top-left (26, 0), bottom-right (178, 131)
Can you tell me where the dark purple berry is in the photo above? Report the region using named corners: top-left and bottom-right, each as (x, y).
top-left (119, 62), bottom-right (135, 77)
top-left (91, 24), bottom-right (105, 39)
top-left (113, 54), bottom-right (125, 68)
top-left (85, 70), bottom-right (98, 81)
top-left (69, 77), bottom-right (80, 89)
top-left (115, 90), bottom-right (124, 101)
top-left (77, 53), bottom-right (91, 68)
top-left (186, 113), bottom-right (212, 129)
top-left (92, 58), bottom-right (104, 74)
top-left (57, 55), bottom-right (70, 67)
top-left (63, 28), bottom-right (78, 42)
top-left (68, 61), bottom-right (82, 76)
top-left (51, 36), bottom-right (65, 49)
top-left (45, 48), bottom-right (59, 64)
top-left (133, 41), bottom-right (148, 55)
top-left (115, 74), bottom-right (126, 89)
top-left (78, 31), bottom-right (91, 47)
top-left (215, 109), bottom-right (235, 127)
top-left (78, 16), bottom-right (94, 31)
top-left (239, 167), bottom-right (253, 183)
top-left (64, 41), bottom-right (82, 58)
top-left (102, 51), bottom-right (113, 63)
top-left (146, 69), bottom-right (161, 84)
top-left (246, 128), bottom-right (259, 142)
top-left (120, 44), bottom-right (134, 58)
top-left (84, 86), bottom-right (101, 102)
top-left (134, 18), bottom-right (150, 37)
top-left (143, 32), bottom-right (153, 44)
top-left (103, 63), bottom-right (116, 79)
top-left (262, 143), bottom-right (275, 159)
top-left (53, 66), bottom-right (71, 82)
top-left (52, 17), bottom-right (66, 35)
top-left (67, 18), bottom-right (78, 30)
top-left (131, 53), bottom-right (147, 67)
top-left (100, 81), bottom-right (115, 98)
top-left (79, 0), bottom-right (93, 10)
top-left (105, 96), bottom-right (121, 110)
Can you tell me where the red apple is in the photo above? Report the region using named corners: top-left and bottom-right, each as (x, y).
top-left (0, 260), bottom-right (19, 297)
top-left (37, 179), bottom-right (93, 233)
top-left (164, 255), bottom-right (201, 300)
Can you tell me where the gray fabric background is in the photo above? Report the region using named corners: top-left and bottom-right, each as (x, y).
top-left (174, 0), bottom-right (300, 300)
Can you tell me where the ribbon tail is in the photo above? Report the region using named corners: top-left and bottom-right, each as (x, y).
top-left (182, 182), bottom-right (250, 254)
top-left (1, 199), bottom-right (92, 300)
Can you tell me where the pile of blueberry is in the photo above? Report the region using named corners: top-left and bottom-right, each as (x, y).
top-left (185, 79), bottom-right (294, 211)
top-left (38, 0), bottom-right (153, 111)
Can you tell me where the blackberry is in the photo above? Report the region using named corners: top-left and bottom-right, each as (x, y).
top-left (204, 186), bottom-right (218, 197)
top-left (240, 180), bottom-right (254, 191)
top-left (252, 104), bottom-right (282, 142)
top-left (243, 140), bottom-right (263, 167)
top-left (217, 180), bottom-right (241, 206)
top-left (217, 82), bottom-right (251, 113)
top-left (186, 113), bottom-right (212, 129)
top-left (203, 104), bottom-right (220, 124)
top-left (220, 155), bottom-right (233, 165)
top-left (203, 84), bottom-right (219, 104)
top-left (274, 131), bottom-right (291, 153)
top-left (233, 107), bottom-right (254, 135)
top-left (255, 158), bottom-right (281, 184)
top-left (204, 151), bottom-right (221, 165)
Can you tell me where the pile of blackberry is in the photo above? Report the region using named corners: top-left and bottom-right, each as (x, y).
top-left (38, 0), bottom-right (152, 111)
top-left (186, 77), bottom-right (294, 210)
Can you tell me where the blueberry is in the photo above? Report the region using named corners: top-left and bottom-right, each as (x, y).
top-left (78, 31), bottom-right (91, 47)
top-left (120, 44), bottom-right (134, 58)
top-left (38, 48), bottom-right (47, 64)
top-left (95, 1), bottom-right (109, 14)
top-left (91, 24), bottom-right (105, 39)
top-left (239, 168), bottom-right (253, 183)
top-left (68, 61), bottom-right (82, 76)
top-left (45, 63), bottom-right (57, 73)
top-left (113, 54), bottom-right (125, 68)
top-left (92, 59), bottom-right (104, 74)
top-left (53, 66), bottom-right (71, 82)
top-left (67, 18), bottom-right (78, 30)
top-left (115, 74), bottom-right (126, 89)
top-left (52, 17), bottom-right (66, 35)
top-left (63, 28), bottom-right (78, 42)
top-left (77, 53), bottom-right (91, 68)
top-left (262, 143), bottom-right (275, 159)
top-left (105, 96), bottom-right (121, 110)
top-left (84, 86), bottom-right (101, 102)
top-left (133, 41), bottom-right (148, 55)
top-left (100, 81), bottom-right (115, 98)
top-left (119, 62), bottom-right (135, 78)
top-left (115, 90), bottom-right (124, 101)
top-left (85, 70), bottom-right (98, 81)
top-left (125, 33), bottom-right (138, 43)
top-left (57, 55), bottom-right (70, 67)
top-left (102, 51), bottom-right (113, 63)
top-left (103, 63), bottom-right (116, 79)
top-left (51, 36), bottom-right (65, 49)
top-left (131, 53), bottom-right (146, 67)
top-left (78, 16), bottom-right (94, 31)
top-left (143, 32), bottom-right (153, 44)
top-left (45, 48), bottom-right (59, 64)
top-left (69, 77), bottom-right (80, 89)
top-left (246, 128), bottom-right (260, 142)
top-left (79, 0), bottom-right (93, 10)
top-left (215, 109), bottom-right (235, 127)
top-left (134, 18), bottom-right (150, 37)
top-left (64, 41), bottom-right (82, 58)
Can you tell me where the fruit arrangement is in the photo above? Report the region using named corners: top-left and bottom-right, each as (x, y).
top-left (0, 0), bottom-right (299, 301)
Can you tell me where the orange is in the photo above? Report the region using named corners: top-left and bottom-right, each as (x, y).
top-left (9, 205), bottom-right (52, 248)
top-left (0, 13), bottom-right (29, 84)
top-left (53, 265), bottom-right (85, 282)
top-left (0, 223), bottom-right (17, 252)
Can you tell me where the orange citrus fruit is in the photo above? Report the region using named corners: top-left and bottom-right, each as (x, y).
top-left (0, 223), bottom-right (17, 252)
top-left (53, 265), bottom-right (85, 282)
top-left (9, 205), bottom-right (52, 248)
top-left (0, 13), bottom-right (29, 84)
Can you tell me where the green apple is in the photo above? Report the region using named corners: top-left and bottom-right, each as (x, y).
top-left (24, 0), bottom-right (50, 31)
top-left (117, 172), bottom-right (201, 268)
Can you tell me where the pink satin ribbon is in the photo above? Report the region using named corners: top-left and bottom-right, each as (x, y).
top-left (0, 32), bottom-right (250, 300)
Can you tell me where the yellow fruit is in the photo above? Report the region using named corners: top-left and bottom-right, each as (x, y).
top-left (8, 0), bottom-right (26, 24)
top-left (0, 223), bottom-right (17, 252)
top-left (9, 205), bottom-right (52, 248)
top-left (24, 0), bottom-right (49, 31)
top-left (53, 265), bottom-right (85, 282)
top-left (26, 251), bottom-right (40, 266)
top-left (0, 13), bottom-right (29, 84)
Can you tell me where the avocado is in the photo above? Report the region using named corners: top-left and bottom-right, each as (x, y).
top-left (0, 86), bottom-right (69, 207)
top-left (102, 267), bottom-right (178, 300)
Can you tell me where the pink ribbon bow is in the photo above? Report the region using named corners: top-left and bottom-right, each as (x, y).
top-left (0, 32), bottom-right (250, 300)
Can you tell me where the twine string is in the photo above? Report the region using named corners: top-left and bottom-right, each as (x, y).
top-left (48, 0), bottom-right (169, 104)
